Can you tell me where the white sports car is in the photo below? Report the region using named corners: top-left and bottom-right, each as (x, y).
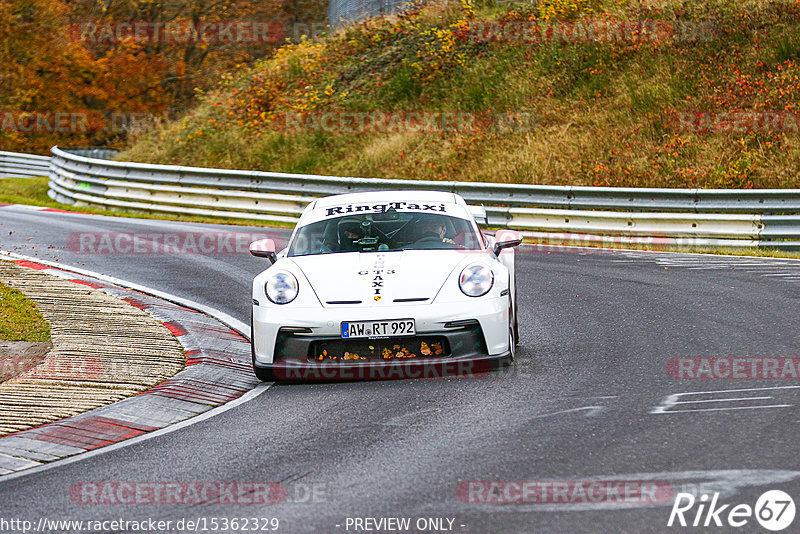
top-left (248, 190), bottom-right (522, 381)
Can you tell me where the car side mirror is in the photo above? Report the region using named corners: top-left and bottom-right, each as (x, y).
top-left (493, 230), bottom-right (522, 256)
top-left (249, 239), bottom-right (278, 264)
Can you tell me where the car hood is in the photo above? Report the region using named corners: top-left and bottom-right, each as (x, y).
top-left (289, 250), bottom-right (475, 306)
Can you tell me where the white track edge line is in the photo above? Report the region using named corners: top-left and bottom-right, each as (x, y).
top-left (0, 384), bottom-right (271, 483)
top-left (0, 249), bottom-right (272, 483)
top-left (519, 242), bottom-right (800, 262)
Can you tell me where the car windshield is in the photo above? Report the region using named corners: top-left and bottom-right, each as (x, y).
top-left (287, 210), bottom-right (482, 256)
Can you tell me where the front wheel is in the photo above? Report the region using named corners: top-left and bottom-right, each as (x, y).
top-left (508, 308), bottom-right (516, 363)
top-left (253, 360), bottom-right (276, 382)
top-left (512, 291), bottom-right (519, 344)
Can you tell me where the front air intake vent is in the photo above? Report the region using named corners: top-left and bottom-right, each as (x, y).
top-left (444, 319), bottom-right (480, 328)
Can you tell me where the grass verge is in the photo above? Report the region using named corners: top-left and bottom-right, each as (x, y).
top-left (0, 176), bottom-right (294, 229)
top-left (0, 281), bottom-right (50, 342)
top-left (526, 240), bottom-right (800, 258)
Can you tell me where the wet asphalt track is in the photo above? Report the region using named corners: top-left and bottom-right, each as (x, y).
top-left (1, 206), bottom-right (799, 533)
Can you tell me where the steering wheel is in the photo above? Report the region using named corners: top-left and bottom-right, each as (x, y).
top-left (415, 234), bottom-right (442, 243)
top-left (412, 233), bottom-right (456, 249)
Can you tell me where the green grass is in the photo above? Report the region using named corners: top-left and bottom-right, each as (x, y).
top-left (0, 176), bottom-right (55, 207)
top-left (650, 245), bottom-right (800, 259)
top-left (520, 237), bottom-right (800, 258)
top-left (0, 281), bottom-right (50, 342)
top-left (0, 176), bottom-right (294, 229)
top-left (659, 246), bottom-right (800, 259)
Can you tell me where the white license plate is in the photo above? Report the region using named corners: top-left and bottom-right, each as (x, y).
top-left (341, 319), bottom-right (415, 339)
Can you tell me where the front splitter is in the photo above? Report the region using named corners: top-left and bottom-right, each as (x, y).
top-left (254, 352), bottom-right (512, 381)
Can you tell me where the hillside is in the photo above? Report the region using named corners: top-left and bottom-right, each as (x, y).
top-left (122, 0), bottom-right (800, 188)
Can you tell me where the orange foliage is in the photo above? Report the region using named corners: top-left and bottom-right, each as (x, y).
top-left (1, 0), bottom-right (326, 152)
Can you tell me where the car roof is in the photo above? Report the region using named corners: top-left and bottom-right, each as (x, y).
top-left (310, 190), bottom-right (462, 209)
top-left (297, 190), bottom-right (474, 227)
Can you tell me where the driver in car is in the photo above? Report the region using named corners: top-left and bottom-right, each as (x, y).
top-left (338, 221), bottom-right (364, 251)
top-left (418, 220), bottom-right (456, 245)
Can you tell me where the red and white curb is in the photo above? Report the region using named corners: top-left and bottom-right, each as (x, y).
top-left (0, 253), bottom-right (266, 479)
top-left (2, 204), bottom-right (97, 216)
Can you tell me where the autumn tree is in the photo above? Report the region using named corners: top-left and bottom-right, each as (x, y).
top-left (1, 0), bottom-right (329, 152)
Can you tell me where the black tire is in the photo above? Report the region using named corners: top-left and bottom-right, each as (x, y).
top-left (507, 299), bottom-right (516, 363)
top-left (513, 290), bottom-right (519, 344)
top-left (253, 361), bottom-right (276, 382)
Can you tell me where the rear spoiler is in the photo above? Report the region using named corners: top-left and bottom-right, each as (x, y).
top-left (468, 204), bottom-right (488, 225)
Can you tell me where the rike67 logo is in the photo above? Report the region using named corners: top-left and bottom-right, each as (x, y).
top-left (668, 490), bottom-right (795, 531)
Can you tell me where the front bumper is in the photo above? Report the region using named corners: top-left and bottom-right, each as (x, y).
top-left (252, 297), bottom-right (511, 380)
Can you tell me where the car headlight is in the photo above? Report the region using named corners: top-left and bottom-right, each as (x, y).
top-left (265, 271), bottom-right (299, 304)
top-left (459, 264), bottom-right (494, 297)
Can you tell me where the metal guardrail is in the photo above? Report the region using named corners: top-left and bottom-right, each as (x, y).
top-left (46, 147), bottom-right (800, 213)
top-left (2, 147), bottom-right (799, 250)
top-left (62, 148), bottom-right (120, 160)
top-left (1, 148), bottom-right (117, 179)
top-left (0, 151), bottom-right (50, 178)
